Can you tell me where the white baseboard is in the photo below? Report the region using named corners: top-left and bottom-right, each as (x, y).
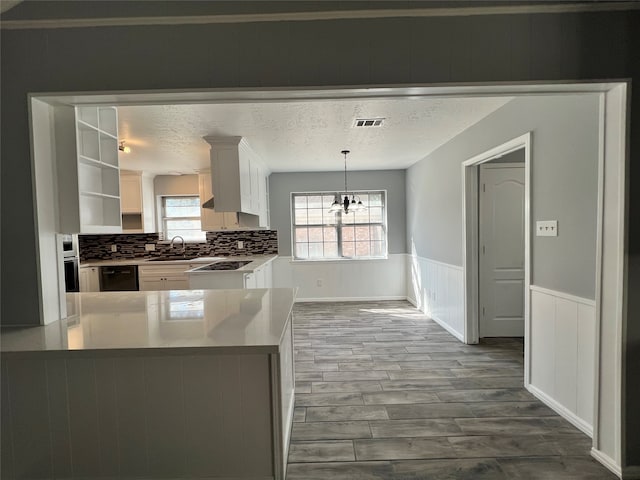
top-left (295, 296), bottom-right (408, 303)
top-left (591, 448), bottom-right (622, 478)
top-left (406, 294), bottom-right (464, 342)
top-left (623, 466), bottom-right (640, 479)
top-left (429, 313), bottom-right (465, 342)
top-left (526, 383), bottom-right (593, 437)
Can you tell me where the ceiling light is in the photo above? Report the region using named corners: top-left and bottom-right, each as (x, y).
top-left (118, 141), bottom-right (131, 153)
top-left (328, 150), bottom-right (366, 215)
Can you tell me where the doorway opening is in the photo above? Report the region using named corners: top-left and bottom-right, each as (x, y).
top-left (462, 133), bottom-right (531, 373)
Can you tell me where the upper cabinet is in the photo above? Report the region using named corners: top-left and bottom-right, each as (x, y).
top-left (198, 170), bottom-right (240, 231)
top-left (56, 106), bottom-right (122, 234)
top-left (203, 136), bottom-right (270, 228)
top-left (120, 170), bottom-right (156, 233)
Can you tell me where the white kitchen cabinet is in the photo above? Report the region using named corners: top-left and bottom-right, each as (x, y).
top-left (120, 173), bottom-right (142, 213)
top-left (120, 171), bottom-right (156, 233)
top-left (139, 278), bottom-right (165, 291)
top-left (164, 276), bottom-right (190, 290)
top-left (56, 106), bottom-right (122, 234)
top-left (79, 266), bottom-right (100, 292)
top-left (258, 166), bottom-right (270, 229)
top-left (198, 171), bottom-right (240, 231)
top-left (203, 136), bottom-right (270, 224)
top-left (243, 272), bottom-right (257, 289)
top-left (139, 264), bottom-right (199, 291)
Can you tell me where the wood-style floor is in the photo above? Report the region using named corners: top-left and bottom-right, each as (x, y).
top-left (286, 301), bottom-right (614, 479)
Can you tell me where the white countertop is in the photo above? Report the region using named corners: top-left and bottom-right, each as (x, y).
top-left (81, 255), bottom-right (277, 273)
top-left (1, 288), bottom-right (296, 355)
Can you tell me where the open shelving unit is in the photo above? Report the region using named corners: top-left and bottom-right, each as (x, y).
top-left (56, 105), bottom-right (123, 234)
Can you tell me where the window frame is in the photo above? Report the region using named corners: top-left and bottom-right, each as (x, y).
top-left (159, 195), bottom-right (206, 242)
top-left (290, 190), bottom-right (388, 261)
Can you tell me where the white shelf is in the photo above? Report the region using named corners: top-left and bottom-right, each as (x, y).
top-left (75, 106), bottom-right (122, 232)
top-left (80, 190), bottom-right (120, 200)
top-left (78, 155), bottom-right (118, 170)
top-left (77, 118), bottom-right (118, 139)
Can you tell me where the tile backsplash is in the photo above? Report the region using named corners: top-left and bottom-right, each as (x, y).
top-left (79, 230), bottom-right (278, 261)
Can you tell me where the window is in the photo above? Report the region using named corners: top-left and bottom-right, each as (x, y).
top-left (292, 191), bottom-right (387, 260)
top-left (161, 196), bottom-right (206, 242)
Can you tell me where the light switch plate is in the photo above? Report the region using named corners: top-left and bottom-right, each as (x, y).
top-left (237, 241), bottom-right (244, 249)
top-left (110, 244), bottom-right (118, 252)
top-left (536, 220), bottom-right (558, 237)
top-left (145, 243), bottom-right (156, 251)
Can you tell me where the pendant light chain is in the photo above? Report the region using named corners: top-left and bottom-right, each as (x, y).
top-left (328, 149), bottom-right (366, 215)
top-left (344, 150), bottom-right (348, 195)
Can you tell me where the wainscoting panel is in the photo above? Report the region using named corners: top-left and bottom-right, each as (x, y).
top-left (272, 255), bottom-right (406, 302)
top-left (406, 255), bottom-right (464, 341)
top-left (1, 353), bottom-right (277, 479)
top-left (529, 285), bottom-right (596, 435)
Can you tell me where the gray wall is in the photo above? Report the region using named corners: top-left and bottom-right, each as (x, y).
top-left (154, 174), bottom-right (199, 197)
top-left (1, 5), bottom-right (639, 468)
top-left (269, 170), bottom-right (406, 256)
top-left (407, 94), bottom-right (599, 300)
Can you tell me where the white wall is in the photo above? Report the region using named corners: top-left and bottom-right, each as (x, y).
top-left (406, 256), bottom-right (464, 341)
top-left (529, 286), bottom-right (596, 435)
top-left (273, 255), bottom-right (406, 302)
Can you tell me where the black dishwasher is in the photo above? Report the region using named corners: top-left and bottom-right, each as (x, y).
top-left (99, 265), bottom-right (139, 291)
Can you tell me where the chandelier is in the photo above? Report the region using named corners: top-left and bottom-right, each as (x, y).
top-left (328, 150), bottom-right (366, 214)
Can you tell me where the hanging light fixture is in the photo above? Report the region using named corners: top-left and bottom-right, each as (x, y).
top-left (328, 150), bottom-right (366, 215)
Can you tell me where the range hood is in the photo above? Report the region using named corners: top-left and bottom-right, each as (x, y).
top-left (202, 196), bottom-right (215, 209)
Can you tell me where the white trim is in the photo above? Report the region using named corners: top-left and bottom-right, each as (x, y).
top-left (527, 384), bottom-right (593, 437)
top-left (594, 83), bottom-right (628, 469)
top-left (407, 274), bottom-right (465, 343)
top-left (429, 312), bottom-right (465, 343)
top-left (413, 256), bottom-right (463, 271)
top-left (3, 2), bottom-right (638, 30)
top-left (529, 285), bottom-right (596, 307)
top-left (591, 448), bottom-right (623, 478)
top-left (295, 296), bottom-right (408, 303)
top-left (593, 92), bottom-right (606, 451)
top-left (461, 133), bottom-right (531, 388)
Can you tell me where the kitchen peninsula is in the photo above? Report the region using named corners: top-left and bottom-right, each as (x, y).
top-left (1, 288), bottom-right (296, 480)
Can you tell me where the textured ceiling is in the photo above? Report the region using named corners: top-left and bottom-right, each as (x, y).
top-left (117, 96), bottom-right (512, 175)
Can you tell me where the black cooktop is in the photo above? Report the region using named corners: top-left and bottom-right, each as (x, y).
top-left (196, 261), bottom-right (252, 271)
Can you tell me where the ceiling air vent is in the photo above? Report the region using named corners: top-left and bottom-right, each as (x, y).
top-left (354, 118), bottom-right (385, 128)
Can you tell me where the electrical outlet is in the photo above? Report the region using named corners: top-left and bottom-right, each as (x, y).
top-left (110, 244), bottom-right (117, 252)
top-left (316, 279), bottom-right (323, 287)
top-left (237, 241), bottom-right (244, 249)
top-left (145, 243), bottom-right (156, 251)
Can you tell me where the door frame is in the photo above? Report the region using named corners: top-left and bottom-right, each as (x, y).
top-left (461, 132), bottom-right (532, 377)
top-left (477, 161), bottom-right (526, 338)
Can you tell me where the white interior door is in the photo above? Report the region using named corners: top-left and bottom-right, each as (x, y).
top-left (479, 163), bottom-right (525, 337)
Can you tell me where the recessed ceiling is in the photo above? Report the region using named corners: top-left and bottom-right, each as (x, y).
top-left (117, 96), bottom-right (512, 175)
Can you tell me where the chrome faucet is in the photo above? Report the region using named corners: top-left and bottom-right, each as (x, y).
top-left (170, 235), bottom-right (186, 254)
